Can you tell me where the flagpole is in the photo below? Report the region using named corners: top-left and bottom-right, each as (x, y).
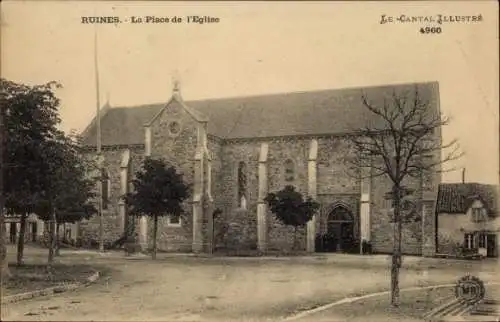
top-left (0, 91), bottom-right (7, 275)
top-left (94, 27), bottom-right (104, 253)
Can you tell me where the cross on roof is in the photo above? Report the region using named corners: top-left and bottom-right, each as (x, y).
top-left (173, 79), bottom-right (180, 92)
top-left (104, 92), bottom-right (111, 107)
top-left (172, 72), bottom-right (181, 94)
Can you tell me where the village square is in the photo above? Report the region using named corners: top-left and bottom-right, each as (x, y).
top-left (2, 77), bottom-right (499, 321)
top-left (1, 1), bottom-right (498, 321)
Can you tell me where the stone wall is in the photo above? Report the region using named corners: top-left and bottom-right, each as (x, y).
top-left (266, 138), bottom-right (309, 251)
top-left (215, 135), bottom-right (431, 254)
top-left (217, 140), bottom-right (261, 250)
top-left (362, 153), bottom-right (428, 255)
top-left (145, 216), bottom-right (192, 252)
top-left (79, 146), bottom-right (145, 247)
top-left (317, 137), bottom-right (359, 195)
top-left (78, 128), bottom-right (437, 255)
top-left (208, 137), bottom-right (224, 213)
top-left (148, 99), bottom-right (199, 251)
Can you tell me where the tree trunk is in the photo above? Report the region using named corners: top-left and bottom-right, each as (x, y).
top-left (47, 209), bottom-right (56, 268)
top-left (391, 185), bottom-right (402, 307)
top-left (152, 215), bottom-right (158, 260)
top-left (0, 92), bottom-right (10, 280)
top-left (16, 213), bottom-right (27, 266)
top-left (0, 218), bottom-right (10, 280)
top-left (55, 223), bottom-right (60, 256)
top-left (212, 216), bottom-right (215, 254)
top-left (293, 226), bottom-right (298, 251)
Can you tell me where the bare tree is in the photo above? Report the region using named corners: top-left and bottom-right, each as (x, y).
top-left (346, 85), bottom-right (462, 307)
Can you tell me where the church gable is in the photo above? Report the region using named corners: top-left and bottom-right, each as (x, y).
top-left (148, 96), bottom-right (200, 183)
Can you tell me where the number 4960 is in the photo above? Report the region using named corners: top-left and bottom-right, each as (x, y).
top-left (420, 27), bottom-right (442, 34)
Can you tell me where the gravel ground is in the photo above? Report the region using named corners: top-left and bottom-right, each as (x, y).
top-left (2, 262), bottom-right (102, 296)
top-left (293, 286), bottom-right (456, 321)
top-left (2, 246), bottom-right (498, 321)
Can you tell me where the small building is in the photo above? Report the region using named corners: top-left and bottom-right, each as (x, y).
top-left (436, 183), bottom-right (499, 258)
top-left (3, 214), bottom-right (78, 246)
top-left (4, 214), bottom-right (44, 244)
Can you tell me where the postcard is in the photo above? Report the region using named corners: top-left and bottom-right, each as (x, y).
top-left (1, 1), bottom-right (498, 321)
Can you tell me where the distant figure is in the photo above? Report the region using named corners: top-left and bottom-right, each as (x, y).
top-left (9, 223), bottom-right (16, 244)
top-left (240, 195), bottom-right (247, 210)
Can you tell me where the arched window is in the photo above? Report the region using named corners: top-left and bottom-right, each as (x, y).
top-left (284, 159), bottom-right (295, 182)
top-left (101, 169), bottom-right (110, 210)
top-left (328, 206), bottom-right (353, 222)
top-left (237, 161), bottom-right (247, 209)
top-left (167, 214), bottom-right (182, 227)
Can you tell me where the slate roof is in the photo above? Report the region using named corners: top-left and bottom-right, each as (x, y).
top-left (82, 104), bottom-right (161, 146)
top-left (81, 81), bottom-right (439, 146)
top-left (436, 183), bottom-right (499, 215)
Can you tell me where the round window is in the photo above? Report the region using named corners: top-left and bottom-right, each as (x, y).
top-left (168, 121), bottom-right (181, 136)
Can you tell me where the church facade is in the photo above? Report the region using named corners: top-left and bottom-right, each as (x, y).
top-left (79, 82), bottom-right (441, 256)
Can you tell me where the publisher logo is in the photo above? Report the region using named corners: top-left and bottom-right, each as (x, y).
top-left (455, 275), bottom-right (486, 303)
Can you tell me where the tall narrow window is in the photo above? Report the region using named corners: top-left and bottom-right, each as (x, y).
top-left (237, 161), bottom-right (247, 209)
top-left (101, 169), bottom-right (110, 210)
top-left (478, 232), bottom-right (486, 248)
top-left (464, 233), bottom-right (474, 249)
top-left (284, 159), bottom-right (295, 182)
top-left (472, 207), bottom-right (483, 222)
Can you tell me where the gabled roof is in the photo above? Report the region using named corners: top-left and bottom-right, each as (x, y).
top-left (83, 104), bottom-right (161, 146)
top-left (81, 81), bottom-right (439, 146)
top-left (436, 183), bottom-right (499, 215)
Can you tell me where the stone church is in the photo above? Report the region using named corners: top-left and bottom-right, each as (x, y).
top-left (79, 81), bottom-right (441, 256)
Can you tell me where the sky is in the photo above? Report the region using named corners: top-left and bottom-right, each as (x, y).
top-left (1, 1), bottom-right (499, 185)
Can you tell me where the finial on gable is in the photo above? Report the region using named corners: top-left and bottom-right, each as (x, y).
top-left (173, 79), bottom-right (180, 93)
top-left (172, 71), bottom-right (182, 99)
top-left (104, 91), bottom-right (111, 107)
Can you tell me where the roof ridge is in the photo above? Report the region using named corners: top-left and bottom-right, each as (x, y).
top-left (185, 81), bottom-right (439, 104)
top-left (104, 81), bottom-right (439, 109)
top-left (439, 182), bottom-right (496, 186)
top-left (107, 103), bottom-right (166, 110)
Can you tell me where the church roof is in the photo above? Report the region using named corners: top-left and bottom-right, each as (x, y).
top-left (81, 81), bottom-right (439, 146)
top-left (436, 183), bottom-right (498, 215)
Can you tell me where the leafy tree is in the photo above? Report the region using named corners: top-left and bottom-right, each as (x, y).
top-left (2, 79), bottom-right (62, 266)
top-left (0, 89), bottom-right (9, 279)
top-left (264, 185), bottom-right (320, 250)
top-left (125, 158), bottom-right (190, 260)
top-left (345, 85), bottom-right (462, 307)
top-left (34, 131), bottom-right (97, 258)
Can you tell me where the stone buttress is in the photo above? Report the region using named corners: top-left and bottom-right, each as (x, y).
top-left (306, 139), bottom-right (318, 253)
top-left (257, 142), bottom-right (269, 252)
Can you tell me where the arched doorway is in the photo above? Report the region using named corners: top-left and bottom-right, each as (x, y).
top-left (326, 206), bottom-right (355, 253)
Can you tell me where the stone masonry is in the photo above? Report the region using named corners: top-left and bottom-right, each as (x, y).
top-left (79, 82), bottom-right (441, 256)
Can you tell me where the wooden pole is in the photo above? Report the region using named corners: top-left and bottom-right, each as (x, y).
top-left (94, 27), bottom-right (104, 253)
top-left (0, 94), bottom-right (9, 279)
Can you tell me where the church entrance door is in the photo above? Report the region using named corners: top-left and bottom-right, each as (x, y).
top-left (326, 206), bottom-right (354, 253)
